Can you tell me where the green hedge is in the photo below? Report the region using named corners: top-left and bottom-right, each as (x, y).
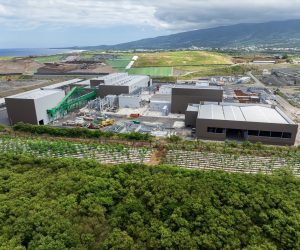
top-left (13, 123), bottom-right (152, 141)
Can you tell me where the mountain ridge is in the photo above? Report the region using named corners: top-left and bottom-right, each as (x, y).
top-left (70, 19), bottom-right (300, 50)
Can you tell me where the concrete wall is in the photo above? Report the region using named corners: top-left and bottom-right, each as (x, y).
top-left (97, 85), bottom-right (129, 98)
top-left (128, 76), bottom-right (150, 94)
top-left (196, 118), bottom-right (298, 145)
top-left (119, 95), bottom-right (141, 108)
top-left (34, 91), bottom-right (65, 124)
top-left (185, 110), bottom-right (198, 127)
top-left (0, 108), bottom-right (10, 125)
top-left (5, 91), bottom-right (64, 125)
top-left (5, 98), bottom-right (38, 124)
top-left (150, 101), bottom-right (171, 112)
top-left (171, 88), bottom-right (223, 114)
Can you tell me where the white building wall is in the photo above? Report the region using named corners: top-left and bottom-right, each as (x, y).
top-left (128, 76), bottom-right (150, 94)
top-left (34, 90), bottom-right (65, 124)
top-left (119, 95), bottom-right (141, 108)
top-left (150, 101), bottom-right (171, 111)
top-left (159, 85), bottom-right (172, 95)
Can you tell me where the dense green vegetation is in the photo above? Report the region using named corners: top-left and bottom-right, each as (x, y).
top-left (0, 153), bottom-right (299, 249)
top-left (12, 123), bottom-right (152, 142)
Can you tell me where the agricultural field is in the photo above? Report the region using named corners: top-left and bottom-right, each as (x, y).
top-left (133, 51), bottom-right (233, 67)
top-left (0, 136), bottom-right (152, 164)
top-left (165, 149), bottom-right (300, 175)
top-left (128, 67), bottom-right (173, 77)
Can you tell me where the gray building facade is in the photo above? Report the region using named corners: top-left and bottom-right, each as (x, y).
top-left (171, 86), bottom-right (223, 114)
top-left (5, 89), bottom-right (65, 125)
top-left (186, 103), bottom-right (298, 145)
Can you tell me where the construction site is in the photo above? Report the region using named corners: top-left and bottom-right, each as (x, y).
top-left (0, 72), bottom-right (298, 145)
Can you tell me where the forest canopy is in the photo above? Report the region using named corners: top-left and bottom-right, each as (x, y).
top-left (0, 153), bottom-right (299, 249)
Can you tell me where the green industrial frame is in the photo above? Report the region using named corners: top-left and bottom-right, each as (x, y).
top-left (47, 87), bottom-right (97, 119)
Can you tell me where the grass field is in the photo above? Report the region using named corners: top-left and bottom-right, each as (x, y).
top-left (107, 55), bottom-right (133, 70)
top-left (128, 67), bottom-right (173, 76)
top-left (177, 65), bottom-right (255, 79)
top-left (133, 51), bottom-right (233, 67)
top-left (34, 54), bottom-right (66, 63)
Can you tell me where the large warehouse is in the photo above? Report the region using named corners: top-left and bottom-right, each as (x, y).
top-left (5, 89), bottom-right (65, 125)
top-left (90, 73), bottom-right (151, 98)
top-left (185, 102), bottom-right (298, 145)
top-left (171, 85), bottom-right (223, 113)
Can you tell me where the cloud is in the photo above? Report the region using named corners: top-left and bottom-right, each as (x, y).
top-left (0, 0), bottom-right (300, 31)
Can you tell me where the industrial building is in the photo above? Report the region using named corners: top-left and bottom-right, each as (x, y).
top-left (119, 94), bottom-right (141, 108)
top-left (5, 89), bottom-right (65, 125)
top-left (171, 85), bottom-right (223, 113)
top-left (185, 102), bottom-right (298, 145)
top-left (90, 73), bottom-right (151, 98)
top-left (150, 94), bottom-right (171, 112)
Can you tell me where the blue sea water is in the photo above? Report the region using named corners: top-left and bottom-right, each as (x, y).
top-left (0, 48), bottom-right (82, 57)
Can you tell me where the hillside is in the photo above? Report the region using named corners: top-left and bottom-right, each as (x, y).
top-left (0, 153), bottom-right (299, 249)
top-left (77, 20), bottom-right (300, 50)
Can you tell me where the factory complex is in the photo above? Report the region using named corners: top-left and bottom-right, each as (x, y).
top-left (1, 73), bottom-right (298, 145)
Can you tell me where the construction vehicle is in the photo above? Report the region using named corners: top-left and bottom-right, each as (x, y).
top-left (47, 87), bottom-right (97, 120)
top-left (100, 119), bottom-right (115, 127)
top-left (130, 113), bottom-right (140, 118)
top-left (132, 120), bottom-right (141, 124)
top-left (87, 123), bottom-right (99, 129)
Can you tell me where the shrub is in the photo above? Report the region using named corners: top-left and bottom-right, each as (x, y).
top-left (12, 123), bottom-right (153, 141)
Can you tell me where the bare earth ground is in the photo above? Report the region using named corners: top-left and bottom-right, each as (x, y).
top-left (0, 79), bottom-right (57, 97)
top-left (0, 59), bottom-right (42, 74)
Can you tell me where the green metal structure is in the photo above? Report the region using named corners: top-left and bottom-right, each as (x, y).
top-left (47, 87), bottom-right (97, 119)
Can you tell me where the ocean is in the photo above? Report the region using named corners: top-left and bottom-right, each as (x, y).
top-left (0, 48), bottom-right (84, 57)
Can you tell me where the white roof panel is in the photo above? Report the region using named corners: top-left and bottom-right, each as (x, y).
top-left (42, 78), bottom-right (82, 89)
top-left (198, 103), bottom-right (291, 124)
top-left (223, 105), bottom-right (245, 121)
top-left (6, 89), bottom-right (63, 100)
top-left (240, 106), bottom-right (288, 124)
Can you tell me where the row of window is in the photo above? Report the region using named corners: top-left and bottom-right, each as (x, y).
top-left (207, 127), bottom-right (292, 139)
top-left (207, 127), bottom-right (225, 134)
top-left (248, 130), bottom-right (292, 139)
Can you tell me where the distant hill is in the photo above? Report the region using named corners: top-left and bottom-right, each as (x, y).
top-left (73, 20), bottom-right (300, 50)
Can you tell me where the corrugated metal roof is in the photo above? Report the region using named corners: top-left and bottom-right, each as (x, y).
top-left (6, 89), bottom-right (63, 100)
top-left (42, 79), bottom-right (82, 89)
top-left (198, 104), bottom-right (290, 124)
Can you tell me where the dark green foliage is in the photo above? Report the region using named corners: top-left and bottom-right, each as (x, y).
top-left (0, 153), bottom-right (299, 249)
top-left (13, 123), bottom-right (152, 141)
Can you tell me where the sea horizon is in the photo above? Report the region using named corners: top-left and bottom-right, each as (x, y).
top-left (0, 48), bottom-right (86, 57)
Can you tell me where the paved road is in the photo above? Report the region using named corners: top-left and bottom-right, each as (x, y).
top-left (275, 95), bottom-right (300, 145)
top-left (247, 72), bottom-right (265, 88)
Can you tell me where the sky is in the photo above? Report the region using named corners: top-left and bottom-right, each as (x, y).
top-left (1, 0), bottom-right (300, 48)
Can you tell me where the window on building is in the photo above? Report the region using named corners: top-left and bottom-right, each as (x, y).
top-left (207, 127), bottom-right (215, 133)
top-left (259, 131), bottom-right (271, 137)
top-left (271, 132), bottom-right (283, 138)
top-left (248, 130), bottom-right (259, 136)
top-left (216, 128), bottom-right (225, 134)
top-left (282, 132), bottom-right (292, 139)
top-left (207, 127), bottom-right (225, 134)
